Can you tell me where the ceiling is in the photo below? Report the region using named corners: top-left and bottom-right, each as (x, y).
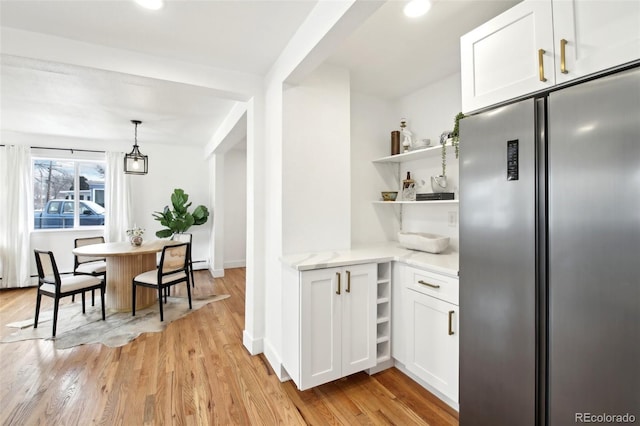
top-left (327, 0), bottom-right (521, 99)
top-left (0, 0), bottom-right (520, 149)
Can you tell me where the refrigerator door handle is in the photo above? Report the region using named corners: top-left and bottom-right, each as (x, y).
top-left (448, 310), bottom-right (455, 335)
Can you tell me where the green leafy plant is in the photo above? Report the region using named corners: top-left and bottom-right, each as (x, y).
top-left (439, 112), bottom-right (465, 177)
top-left (451, 112), bottom-right (465, 159)
top-left (152, 188), bottom-right (210, 238)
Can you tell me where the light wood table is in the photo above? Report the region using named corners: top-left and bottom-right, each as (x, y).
top-left (72, 240), bottom-right (180, 312)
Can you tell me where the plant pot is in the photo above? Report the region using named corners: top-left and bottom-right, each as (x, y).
top-left (130, 236), bottom-right (143, 246)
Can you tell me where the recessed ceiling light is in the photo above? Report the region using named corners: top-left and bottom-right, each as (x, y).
top-left (404, 0), bottom-right (431, 18)
top-left (134, 0), bottom-right (164, 11)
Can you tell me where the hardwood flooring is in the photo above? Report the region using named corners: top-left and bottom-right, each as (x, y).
top-left (0, 269), bottom-right (459, 425)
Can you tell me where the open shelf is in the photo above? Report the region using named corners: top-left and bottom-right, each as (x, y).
top-left (373, 200), bottom-right (459, 205)
top-left (372, 143), bottom-right (450, 163)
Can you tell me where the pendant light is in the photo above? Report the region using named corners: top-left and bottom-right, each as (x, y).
top-left (124, 120), bottom-right (148, 175)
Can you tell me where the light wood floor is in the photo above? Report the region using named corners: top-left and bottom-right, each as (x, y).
top-left (0, 269), bottom-right (459, 425)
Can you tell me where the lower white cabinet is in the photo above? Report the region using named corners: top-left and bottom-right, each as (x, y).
top-left (283, 263), bottom-right (377, 390)
top-left (404, 266), bottom-right (459, 403)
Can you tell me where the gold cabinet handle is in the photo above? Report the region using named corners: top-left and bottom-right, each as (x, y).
top-left (560, 39), bottom-right (568, 74)
top-left (448, 310), bottom-right (455, 335)
top-left (418, 280), bottom-right (440, 289)
top-left (538, 49), bottom-right (547, 82)
top-left (336, 272), bottom-right (341, 295)
top-left (346, 270), bottom-right (351, 293)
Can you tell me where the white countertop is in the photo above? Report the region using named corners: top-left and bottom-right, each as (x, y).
top-left (280, 242), bottom-right (458, 278)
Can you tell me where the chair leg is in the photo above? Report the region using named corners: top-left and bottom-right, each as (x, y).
top-left (186, 278), bottom-right (193, 310)
top-left (100, 287), bottom-right (106, 321)
top-left (71, 294), bottom-right (75, 303)
top-left (52, 297), bottom-right (60, 337)
top-left (157, 286), bottom-right (164, 321)
top-left (91, 289), bottom-right (95, 307)
top-left (34, 293), bottom-right (42, 329)
top-left (190, 264), bottom-right (195, 288)
top-left (81, 291), bottom-right (86, 314)
top-left (132, 283), bottom-right (137, 316)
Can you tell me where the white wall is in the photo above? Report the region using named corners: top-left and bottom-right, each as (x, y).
top-left (393, 72), bottom-right (462, 250)
top-left (348, 73), bottom-right (463, 251)
top-left (282, 64), bottom-right (352, 254)
top-left (350, 91), bottom-right (398, 245)
top-left (223, 145), bottom-right (247, 268)
top-left (130, 143), bottom-right (212, 266)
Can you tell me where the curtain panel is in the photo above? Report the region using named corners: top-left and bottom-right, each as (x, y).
top-left (105, 151), bottom-right (132, 243)
top-left (0, 145), bottom-right (33, 288)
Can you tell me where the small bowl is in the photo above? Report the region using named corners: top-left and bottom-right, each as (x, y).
top-left (381, 191), bottom-right (398, 202)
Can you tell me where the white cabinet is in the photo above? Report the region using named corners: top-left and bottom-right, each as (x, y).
top-left (552, 0), bottom-right (640, 84)
top-left (404, 266), bottom-right (459, 403)
top-left (461, 0), bottom-right (640, 112)
top-left (461, 0), bottom-right (554, 113)
top-left (284, 263), bottom-right (377, 390)
top-left (374, 262), bottom-right (391, 365)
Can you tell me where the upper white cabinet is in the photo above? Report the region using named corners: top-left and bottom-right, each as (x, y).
top-left (284, 263), bottom-right (377, 390)
top-left (461, 0), bottom-right (640, 112)
top-left (461, 0), bottom-right (554, 113)
top-left (552, 0), bottom-right (640, 84)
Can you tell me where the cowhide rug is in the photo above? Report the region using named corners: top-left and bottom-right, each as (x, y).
top-left (1, 294), bottom-right (229, 349)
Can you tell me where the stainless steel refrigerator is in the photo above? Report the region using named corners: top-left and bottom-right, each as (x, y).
top-left (459, 66), bottom-right (639, 425)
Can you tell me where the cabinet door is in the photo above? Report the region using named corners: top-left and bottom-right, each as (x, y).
top-left (553, 0), bottom-right (640, 84)
top-left (405, 289), bottom-right (459, 403)
top-left (461, 0), bottom-right (554, 113)
top-left (341, 263), bottom-right (377, 376)
top-left (300, 267), bottom-right (342, 389)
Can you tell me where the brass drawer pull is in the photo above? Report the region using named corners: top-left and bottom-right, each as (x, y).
top-left (448, 310), bottom-right (455, 335)
top-left (346, 270), bottom-right (351, 293)
top-left (418, 280), bottom-right (440, 289)
top-left (336, 272), bottom-right (341, 295)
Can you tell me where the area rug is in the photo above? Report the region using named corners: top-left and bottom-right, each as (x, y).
top-left (0, 294), bottom-right (229, 349)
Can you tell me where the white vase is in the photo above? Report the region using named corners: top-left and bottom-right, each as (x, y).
top-left (431, 175), bottom-right (448, 193)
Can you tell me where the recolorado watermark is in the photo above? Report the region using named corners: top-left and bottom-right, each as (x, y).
top-left (575, 413), bottom-right (636, 423)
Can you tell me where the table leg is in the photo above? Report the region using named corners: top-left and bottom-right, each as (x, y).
top-left (106, 253), bottom-right (157, 312)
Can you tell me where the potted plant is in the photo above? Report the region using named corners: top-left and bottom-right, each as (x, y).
top-left (432, 112), bottom-right (464, 192)
top-left (152, 188), bottom-right (210, 238)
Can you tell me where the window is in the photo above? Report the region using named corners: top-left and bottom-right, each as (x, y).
top-left (33, 157), bottom-right (106, 229)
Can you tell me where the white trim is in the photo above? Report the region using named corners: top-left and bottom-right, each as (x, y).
top-left (263, 338), bottom-right (289, 382)
top-left (243, 329), bottom-right (264, 355)
top-left (394, 361), bottom-right (459, 412)
top-left (209, 267), bottom-right (225, 278)
top-left (224, 260), bottom-right (246, 269)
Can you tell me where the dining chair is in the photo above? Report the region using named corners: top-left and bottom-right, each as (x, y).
top-left (73, 236), bottom-right (107, 306)
top-left (34, 249), bottom-right (106, 337)
top-left (132, 242), bottom-right (192, 321)
top-left (171, 233), bottom-right (195, 287)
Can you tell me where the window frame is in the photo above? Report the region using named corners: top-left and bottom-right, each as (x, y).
top-left (31, 152), bottom-right (106, 232)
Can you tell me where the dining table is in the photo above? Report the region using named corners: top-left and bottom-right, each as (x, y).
top-left (72, 239), bottom-right (180, 312)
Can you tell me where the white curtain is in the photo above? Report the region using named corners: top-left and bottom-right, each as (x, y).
top-left (105, 151), bottom-right (132, 243)
top-left (0, 145), bottom-right (33, 288)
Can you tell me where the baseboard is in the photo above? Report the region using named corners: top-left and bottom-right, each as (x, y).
top-left (367, 358), bottom-right (395, 375)
top-left (393, 361), bottom-right (459, 412)
top-left (263, 339), bottom-right (289, 382)
top-left (242, 329), bottom-right (263, 355)
top-left (209, 267), bottom-right (225, 278)
top-left (224, 260), bottom-right (246, 269)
